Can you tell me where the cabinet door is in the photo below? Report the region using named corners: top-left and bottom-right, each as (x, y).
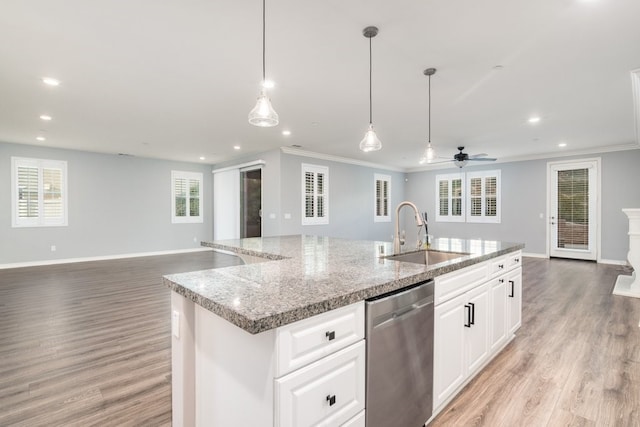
top-left (506, 268), bottom-right (522, 335)
top-left (275, 341), bottom-right (365, 427)
top-left (465, 282), bottom-right (490, 375)
top-left (489, 276), bottom-right (508, 353)
top-left (433, 293), bottom-right (466, 410)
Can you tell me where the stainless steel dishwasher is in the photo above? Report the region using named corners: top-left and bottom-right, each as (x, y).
top-left (365, 280), bottom-right (434, 427)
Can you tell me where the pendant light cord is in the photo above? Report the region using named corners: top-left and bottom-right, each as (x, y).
top-left (262, 0), bottom-right (266, 82)
top-left (428, 73), bottom-right (431, 143)
top-left (369, 36), bottom-right (373, 125)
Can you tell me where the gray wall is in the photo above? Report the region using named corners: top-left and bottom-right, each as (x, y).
top-left (278, 152), bottom-right (405, 241)
top-left (405, 149), bottom-right (640, 261)
top-left (1, 142), bottom-right (213, 264)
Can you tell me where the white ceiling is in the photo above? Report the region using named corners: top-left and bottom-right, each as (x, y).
top-left (1, 0), bottom-right (639, 170)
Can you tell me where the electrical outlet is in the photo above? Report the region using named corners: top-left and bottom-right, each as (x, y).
top-left (172, 310), bottom-right (180, 338)
top-left (193, 237), bottom-right (198, 243)
top-left (284, 213), bottom-right (291, 219)
top-left (50, 245), bottom-right (56, 252)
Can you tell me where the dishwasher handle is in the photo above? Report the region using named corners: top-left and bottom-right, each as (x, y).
top-left (371, 295), bottom-right (434, 329)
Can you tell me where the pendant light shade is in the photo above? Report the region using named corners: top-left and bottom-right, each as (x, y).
top-left (359, 26), bottom-right (382, 152)
top-left (360, 123), bottom-right (382, 152)
top-left (248, 0), bottom-right (278, 127)
top-left (249, 88), bottom-right (279, 127)
top-left (419, 68), bottom-right (437, 164)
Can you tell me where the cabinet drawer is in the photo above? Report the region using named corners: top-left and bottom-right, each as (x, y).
top-left (276, 302), bottom-right (365, 377)
top-left (275, 341), bottom-right (366, 427)
top-left (489, 256), bottom-right (508, 278)
top-left (507, 251), bottom-right (522, 270)
top-left (435, 262), bottom-right (489, 305)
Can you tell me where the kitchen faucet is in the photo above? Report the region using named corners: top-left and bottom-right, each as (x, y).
top-left (393, 201), bottom-right (424, 254)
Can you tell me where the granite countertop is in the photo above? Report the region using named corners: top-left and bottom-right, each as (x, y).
top-left (163, 235), bottom-right (524, 334)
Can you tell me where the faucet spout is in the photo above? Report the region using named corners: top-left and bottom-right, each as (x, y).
top-left (393, 201), bottom-right (424, 255)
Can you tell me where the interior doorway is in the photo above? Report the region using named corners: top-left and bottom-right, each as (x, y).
top-left (547, 159), bottom-right (599, 261)
top-left (240, 168), bottom-right (262, 238)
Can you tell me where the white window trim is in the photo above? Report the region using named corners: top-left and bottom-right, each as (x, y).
top-left (11, 157), bottom-right (68, 228)
top-left (374, 173), bottom-right (391, 223)
top-left (171, 170), bottom-right (203, 224)
top-left (435, 172), bottom-right (465, 223)
top-left (301, 163), bottom-right (329, 226)
top-left (466, 170), bottom-right (501, 223)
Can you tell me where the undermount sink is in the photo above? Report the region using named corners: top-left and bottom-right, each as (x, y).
top-left (383, 249), bottom-right (470, 265)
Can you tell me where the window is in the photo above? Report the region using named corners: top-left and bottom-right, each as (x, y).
top-left (301, 163), bottom-right (329, 225)
top-left (171, 171), bottom-right (203, 223)
top-left (11, 157), bottom-right (68, 227)
top-left (466, 170), bottom-right (501, 223)
top-left (374, 174), bottom-right (391, 222)
top-left (435, 173), bottom-right (465, 222)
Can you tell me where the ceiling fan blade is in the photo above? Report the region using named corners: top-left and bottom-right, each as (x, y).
top-left (468, 153), bottom-right (488, 159)
top-left (469, 157), bottom-right (497, 161)
top-left (423, 159), bottom-right (454, 165)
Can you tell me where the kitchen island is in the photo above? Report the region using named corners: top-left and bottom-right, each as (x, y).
top-left (164, 235), bottom-right (524, 426)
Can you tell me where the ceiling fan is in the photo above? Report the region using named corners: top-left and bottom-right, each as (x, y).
top-left (430, 146), bottom-right (497, 168)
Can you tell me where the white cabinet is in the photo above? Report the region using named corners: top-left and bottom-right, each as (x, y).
top-left (489, 276), bottom-right (508, 353)
top-left (433, 282), bottom-right (490, 409)
top-left (506, 268), bottom-right (522, 334)
top-left (433, 250), bottom-right (522, 414)
top-left (275, 341), bottom-right (365, 427)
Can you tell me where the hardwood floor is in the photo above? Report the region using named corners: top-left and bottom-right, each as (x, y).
top-left (429, 258), bottom-right (640, 427)
top-left (1, 254), bottom-right (638, 426)
top-left (0, 251), bottom-right (242, 427)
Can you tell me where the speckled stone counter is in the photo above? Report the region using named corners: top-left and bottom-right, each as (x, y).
top-left (163, 235), bottom-right (524, 334)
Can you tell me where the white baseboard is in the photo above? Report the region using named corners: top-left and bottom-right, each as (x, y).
top-left (0, 247), bottom-right (214, 270)
top-left (521, 252), bottom-right (627, 266)
top-left (522, 252), bottom-right (548, 259)
top-left (599, 258), bottom-right (629, 266)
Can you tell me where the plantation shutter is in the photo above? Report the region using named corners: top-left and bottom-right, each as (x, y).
top-left (17, 165), bottom-right (39, 219)
top-left (302, 164), bottom-right (329, 225)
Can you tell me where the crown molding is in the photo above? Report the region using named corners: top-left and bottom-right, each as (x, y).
top-left (280, 146), bottom-right (405, 172)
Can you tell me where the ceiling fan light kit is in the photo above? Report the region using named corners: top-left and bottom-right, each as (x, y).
top-left (359, 26), bottom-right (382, 152)
top-left (248, 0), bottom-right (279, 127)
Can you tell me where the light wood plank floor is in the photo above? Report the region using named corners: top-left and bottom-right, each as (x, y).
top-left (0, 251), bottom-right (242, 427)
top-left (429, 258), bottom-right (640, 427)
top-left (1, 254), bottom-right (638, 426)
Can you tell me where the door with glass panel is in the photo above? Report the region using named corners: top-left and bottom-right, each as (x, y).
top-left (548, 160), bottom-right (598, 260)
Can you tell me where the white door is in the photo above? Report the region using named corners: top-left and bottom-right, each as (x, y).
top-left (213, 168), bottom-right (240, 240)
top-left (548, 160), bottom-right (598, 260)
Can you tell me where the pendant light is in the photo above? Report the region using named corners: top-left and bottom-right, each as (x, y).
top-left (359, 26), bottom-right (382, 152)
top-left (419, 68), bottom-right (437, 164)
top-left (248, 0), bottom-right (279, 127)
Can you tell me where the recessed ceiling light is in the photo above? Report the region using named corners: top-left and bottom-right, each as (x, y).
top-left (262, 80), bottom-right (275, 89)
top-left (528, 116), bottom-right (541, 124)
top-left (42, 77), bottom-right (60, 86)
top-left (233, 145), bottom-right (241, 150)
top-left (282, 130), bottom-right (291, 136)
top-left (558, 142), bottom-right (567, 147)
top-left (40, 115), bottom-right (52, 121)
top-left (36, 136), bottom-right (46, 141)
top-left (199, 156), bottom-right (206, 160)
